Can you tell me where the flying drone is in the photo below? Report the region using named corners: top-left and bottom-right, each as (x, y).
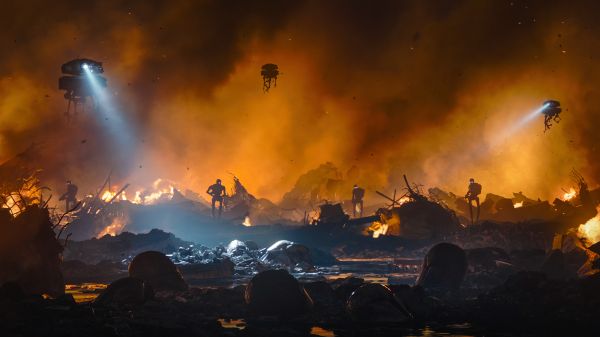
top-left (58, 58), bottom-right (107, 120)
top-left (540, 99), bottom-right (562, 132)
top-left (260, 63), bottom-right (279, 92)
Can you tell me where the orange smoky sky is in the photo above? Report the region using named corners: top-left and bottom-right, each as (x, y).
top-left (0, 0), bottom-right (598, 202)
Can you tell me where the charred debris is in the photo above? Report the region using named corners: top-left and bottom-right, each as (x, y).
top-left (3, 149), bottom-right (600, 335)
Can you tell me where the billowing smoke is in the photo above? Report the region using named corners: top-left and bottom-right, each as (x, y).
top-left (0, 0), bottom-right (598, 202)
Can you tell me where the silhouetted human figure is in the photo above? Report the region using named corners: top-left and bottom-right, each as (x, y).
top-left (59, 180), bottom-right (78, 212)
top-left (352, 184), bottom-right (365, 218)
top-left (207, 179), bottom-right (226, 218)
top-left (465, 178), bottom-right (482, 225)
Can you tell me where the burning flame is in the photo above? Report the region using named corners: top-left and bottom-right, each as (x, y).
top-left (100, 189), bottom-right (129, 202)
top-left (242, 216), bottom-right (252, 227)
top-left (577, 206), bottom-right (600, 245)
top-left (513, 201), bottom-right (524, 208)
top-left (96, 216), bottom-right (128, 238)
top-left (367, 221), bottom-right (389, 239)
top-left (2, 194), bottom-right (20, 216)
top-left (563, 187), bottom-right (577, 201)
top-left (366, 205), bottom-right (403, 238)
top-left (131, 179), bottom-right (174, 204)
top-left (370, 221), bottom-right (389, 239)
top-left (99, 179), bottom-right (175, 205)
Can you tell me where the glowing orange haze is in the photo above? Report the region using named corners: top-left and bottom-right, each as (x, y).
top-left (0, 1), bottom-right (597, 204)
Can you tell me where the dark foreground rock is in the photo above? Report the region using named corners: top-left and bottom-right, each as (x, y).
top-left (417, 242), bottom-right (467, 292)
top-left (347, 283), bottom-right (412, 322)
top-left (93, 277), bottom-right (153, 307)
top-left (470, 271), bottom-right (600, 334)
top-left (244, 269), bottom-right (313, 317)
top-left (4, 270), bottom-right (600, 336)
top-left (129, 251), bottom-right (188, 291)
top-left (0, 207), bottom-right (64, 297)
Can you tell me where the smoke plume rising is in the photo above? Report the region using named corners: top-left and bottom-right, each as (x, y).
top-left (0, 0), bottom-right (598, 203)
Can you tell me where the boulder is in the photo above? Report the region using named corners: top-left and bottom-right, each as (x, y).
top-left (390, 285), bottom-right (430, 319)
top-left (94, 277), bottom-right (153, 306)
top-left (260, 240), bottom-right (313, 268)
top-left (331, 276), bottom-right (364, 301)
top-left (417, 242), bottom-right (467, 291)
top-left (347, 283), bottom-right (412, 322)
top-left (244, 269), bottom-right (313, 317)
top-left (129, 251), bottom-right (188, 291)
top-left (226, 240), bottom-right (249, 256)
top-left (302, 281), bottom-right (337, 307)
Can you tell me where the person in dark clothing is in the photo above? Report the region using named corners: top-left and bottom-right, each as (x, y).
top-left (59, 180), bottom-right (78, 212)
top-left (206, 179), bottom-right (226, 218)
top-left (351, 184), bottom-right (365, 218)
top-left (465, 178), bottom-right (482, 225)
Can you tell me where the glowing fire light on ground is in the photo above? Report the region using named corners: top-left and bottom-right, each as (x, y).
top-left (370, 221), bottom-right (389, 238)
top-left (577, 206), bottom-right (600, 245)
top-left (365, 197), bottom-right (409, 238)
top-left (242, 216), bottom-right (252, 227)
top-left (96, 216), bottom-right (128, 238)
top-left (563, 187), bottom-right (577, 201)
top-left (513, 201), bottom-right (524, 208)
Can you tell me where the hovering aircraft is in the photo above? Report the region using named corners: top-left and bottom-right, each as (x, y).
top-left (58, 58), bottom-right (107, 121)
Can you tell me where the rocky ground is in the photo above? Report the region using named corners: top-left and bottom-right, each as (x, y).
top-left (3, 269), bottom-right (600, 337)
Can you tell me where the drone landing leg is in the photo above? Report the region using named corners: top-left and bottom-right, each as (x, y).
top-left (65, 99), bottom-right (71, 124)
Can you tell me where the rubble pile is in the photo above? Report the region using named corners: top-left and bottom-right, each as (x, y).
top-left (62, 232), bottom-right (328, 285)
top-left (63, 228), bottom-right (192, 264)
top-left (169, 239), bottom-right (319, 277)
top-left (449, 220), bottom-right (557, 251)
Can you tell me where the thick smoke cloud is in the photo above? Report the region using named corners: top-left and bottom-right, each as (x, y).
top-left (0, 0), bottom-right (598, 202)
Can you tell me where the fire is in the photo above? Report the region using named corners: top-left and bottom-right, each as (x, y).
top-left (370, 221), bottom-right (389, 239)
top-left (513, 201), bottom-right (523, 208)
top-left (2, 194), bottom-right (20, 216)
top-left (563, 187), bottom-right (577, 201)
top-left (242, 216), bottom-right (252, 227)
top-left (98, 179), bottom-right (175, 205)
top-left (100, 189), bottom-right (128, 202)
top-left (96, 216), bottom-right (128, 238)
top-left (101, 190), bottom-right (116, 202)
top-left (131, 179), bottom-right (175, 204)
top-left (577, 206), bottom-right (600, 245)
top-left (366, 207), bottom-right (402, 238)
